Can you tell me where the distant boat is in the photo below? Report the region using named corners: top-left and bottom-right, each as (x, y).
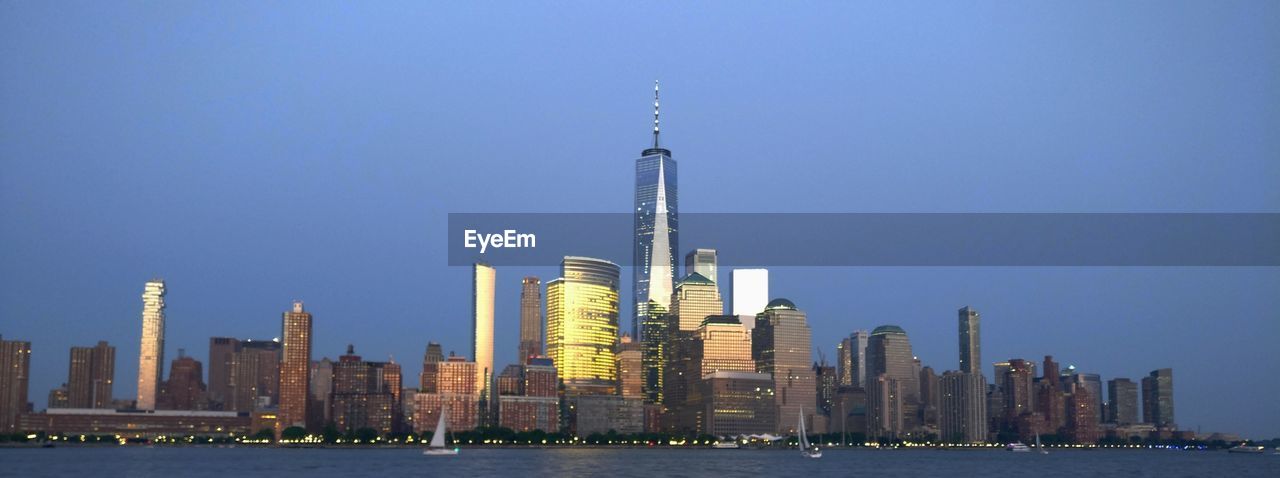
top-left (1227, 445), bottom-right (1266, 454)
top-left (1007, 442), bottom-right (1031, 452)
top-left (1035, 430), bottom-right (1048, 455)
top-left (798, 407), bottom-right (822, 458)
top-left (713, 440), bottom-right (740, 449)
top-left (423, 407), bottom-right (459, 456)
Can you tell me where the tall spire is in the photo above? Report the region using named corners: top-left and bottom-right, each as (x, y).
top-left (653, 80), bottom-right (661, 148)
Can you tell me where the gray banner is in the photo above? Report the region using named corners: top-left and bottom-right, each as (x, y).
top-left (447, 213), bottom-right (1280, 267)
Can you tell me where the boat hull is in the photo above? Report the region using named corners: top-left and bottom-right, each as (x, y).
top-left (423, 448), bottom-right (459, 456)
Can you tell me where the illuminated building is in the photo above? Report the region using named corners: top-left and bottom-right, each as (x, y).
top-left (0, 336), bottom-right (32, 432)
top-left (1038, 356), bottom-right (1065, 433)
top-left (632, 81), bottom-right (679, 342)
top-left (135, 279), bottom-right (166, 411)
top-left (866, 325), bottom-right (919, 434)
top-left (728, 269), bottom-right (768, 317)
top-left (497, 365), bottom-right (524, 396)
top-left (1142, 368), bottom-right (1175, 427)
top-left (329, 345), bottom-right (398, 435)
top-left (684, 248), bottom-right (717, 283)
top-left (939, 370), bottom-right (988, 443)
top-left (671, 315), bottom-right (754, 432)
top-left (524, 358), bottom-right (558, 397)
top-left (519, 276), bottom-right (542, 364)
top-left (18, 408), bottom-right (252, 438)
top-left (690, 371), bottom-right (775, 436)
top-left (615, 334), bottom-right (644, 399)
top-left (278, 300), bottom-right (312, 431)
top-left (640, 300), bottom-right (667, 404)
top-left (1066, 379), bottom-right (1101, 443)
top-left (473, 262), bottom-right (495, 414)
top-left (752, 298), bottom-right (815, 435)
top-left (1000, 358), bottom-right (1036, 434)
top-left (496, 358), bottom-right (559, 432)
top-left (419, 342), bottom-right (444, 392)
top-left (546, 256), bottom-right (620, 396)
top-left (413, 354), bottom-right (479, 432)
top-left (670, 273), bottom-right (722, 332)
top-left (67, 341), bottom-right (114, 409)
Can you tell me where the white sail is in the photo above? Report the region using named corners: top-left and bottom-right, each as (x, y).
top-left (430, 406), bottom-right (448, 449)
top-left (798, 407), bottom-right (810, 450)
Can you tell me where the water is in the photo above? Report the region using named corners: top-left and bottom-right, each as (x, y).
top-left (4, 447), bottom-right (1278, 477)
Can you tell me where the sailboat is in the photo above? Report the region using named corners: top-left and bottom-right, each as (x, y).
top-left (423, 406), bottom-right (459, 456)
top-left (798, 407), bottom-right (822, 459)
top-left (1035, 430), bottom-right (1048, 455)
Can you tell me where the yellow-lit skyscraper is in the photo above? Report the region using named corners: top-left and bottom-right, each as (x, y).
top-left (279, 300), bottom-right (312, 432)
top-left (472, 263), bottom-right (495, 408)
top-left (135, 279), bottom-right (166, 410)
top-left (669, 272), bottom-right (722, 332)
top-left (547, 256), bottom-right (620, 396)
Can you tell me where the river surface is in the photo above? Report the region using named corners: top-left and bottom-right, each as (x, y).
top-left (4, 446), bottom-right (1279, 477)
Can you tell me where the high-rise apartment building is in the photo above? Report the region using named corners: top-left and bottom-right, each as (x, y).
top-left (0, 336), bottom-right (32, 432)
top-left (939, 371), bottom-right (988, 443)
top-left (1141, 368), bottom-right (1174, 427)
top-left (135, 279), bottom-right (166, 410)
top-left (330, 345), bottom-right (397, 435)
top-left (684, 248), bottom-right (717, 283)
top-left (633, 81), bottom-right (678, 341)
top-left (278, 300), bottom-right (312, 431)
top-left (1107, 378), bottom-right (1139, 425)
top-left (752, 298), bottom-right (815, 435)
top-left (414, 354), bottom-right (479, 432)
top-left (1001, 359), bottom-right (1035, 425)
top-left (958, 306), bottom-right (981, 376)
top-left (867, 374), bottom-right (904, 439)
top-left (546, 256), bottom-right (620, 396)
top-left (472, 262), bottom-right (495, 412)
top-left (519, 276), bottom-right (542, 364)
top-left (209, 337), bottom-right (281, 412)
top-left (67, 341), bottom-right (114, 409)
top-left (728, 269), bottom-right (768, 317)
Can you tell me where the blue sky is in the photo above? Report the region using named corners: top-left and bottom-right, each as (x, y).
top-left (1, 2), bottom-right (1277, 438)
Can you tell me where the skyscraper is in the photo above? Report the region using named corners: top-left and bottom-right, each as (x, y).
top-left (939, 370), bottom-right (987, 443)
top-left (0, 336), bottom-right (32, 433)
top-left (1107, 378), bottom-right (1139, 425)
top-left (752, 298), bottom-right (815, 434)
top-left (633, 81), bottom-right (678, 338)
top-left (67, 341), bottom-right (114, 409)
top-left (420, 342), bottom-right (444, 393)
top-left (414, 353), bottom-right (479, 432)
top-left (639, 300), bottom-right (668, 404)
top-left (278, 300), bottom-right (312, 431)
top-left (472, 262), bottom-right (495, 410)
top-left (867, 326), bottom-right (919, 407)
top-left (207, 337), bottom-right (238, 409)
top-left (135, 279), bottom-right (166, 410)
top-left (209, 337), bottom-right (282, 412)
top-left (958, 306), bottom-right (981, 376)
top-left (672, 315), bottom-right (755, 431)
top-left (519, 276), bottom-right (542, 364)
top-left (684, 248), bottom-right (717, 283)
top-left (615, 334), bottom-right (644, 399)
top-left (669, 272), bottom-right (723, 332)
top-left (1141, 368), bottom-right (1174, 427)
top-left (547, 256), bottom-right (621, 396)
top-left (1001, 359), bottom-right (1035, 425)
top-left (867, 374), bottom-right (904, 439)
top-left (729, 269), bottom-right (768, 317)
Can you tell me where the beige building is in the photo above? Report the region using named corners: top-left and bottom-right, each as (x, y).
top-left (752, 298), bottom-right (815, 435)
top-left (472, 263), bottom-right (495, 407)
top-left (135, 279), bottom-right (166, 411)
top-left (278, 301), bottom-right (312, 431)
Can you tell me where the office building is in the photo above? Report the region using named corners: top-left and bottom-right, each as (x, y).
top-left (684, 248), bottom-right (717, 283)
top-left (729, 269), bottom-right (768, 317)
top-left (420, 342), bottom-right (444, 392)
top-left (19, 408), bottom-right (253, 438)
top-left (546, 256), bottom-right (620, 396)
top-left (1107, 378), bottom-right (1139, 425)
top-left (67, 341), bottom-right (114, 409)
top-left (519, 276), bottom-right (542, 364)
top-left (309, 358), bottom-right (334, 427)
top-left (867, 374), bottom-right (904, 439)
top-left (752, 298), bottom-right (815, 435)
top-left (615, 334), bottom-right (644, 399)
top-left (640, 300), bottom-right (668, 404)
top-left (689, 371), bottom-right (776, 436)
top-left (135, 279), bottom-right (166, 410)
top-left (633, 81), bottom-right (679, 340)
top-left (669, 272), bottom-right (723, 332)
top-left (866, 325), bottom-right (919, 433)
top-left (573, 395), bottom-right (645, 436)
top-left (1142, 368), bottom-right (1175, 427)
top-left (159, 352), bottom-right (206, 410)
top-left (1066, 379), bottom-right (1101, 443)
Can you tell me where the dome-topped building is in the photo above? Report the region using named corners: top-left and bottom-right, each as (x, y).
top-left (764, 298), bottom-right (796, 310)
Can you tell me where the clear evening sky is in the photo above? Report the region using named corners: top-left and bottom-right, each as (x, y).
top-left (1, 2), bottom-right (1277, 437)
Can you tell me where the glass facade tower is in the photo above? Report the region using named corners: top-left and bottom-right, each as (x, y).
top-left (135, 279), bottom-right (166, 410)
top-left (547, 256), bottom-right (621, 396)
top-left (633, 82), bottom-right (678, 340)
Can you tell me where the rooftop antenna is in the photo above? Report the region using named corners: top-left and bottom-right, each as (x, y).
top-left (652, 80), bottom-right (660, 148)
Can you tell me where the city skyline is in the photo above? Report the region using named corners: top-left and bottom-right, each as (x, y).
top-left (1, 2), bottom-right (1277, 440)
